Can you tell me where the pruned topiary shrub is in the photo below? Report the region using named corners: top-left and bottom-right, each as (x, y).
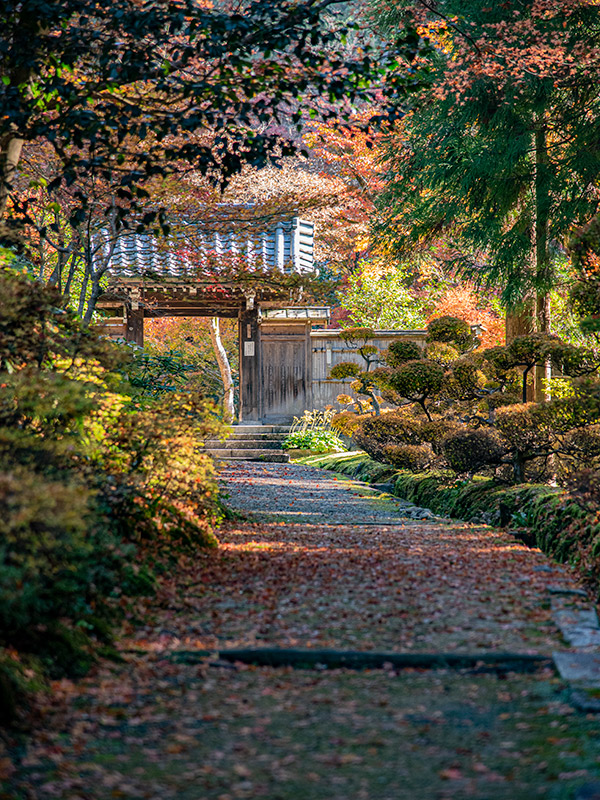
top-left (330, 361), bottom-right (362, 380)
top-left (427, 316), bottom-right (477, 352)
top-left (383, 443), bottom-right (434, 470)
top-left (353, 409), bottom-right (426, 461)
top-left (384, 340), bottom-right (423, 368)
top-left (441, 428), bottom-right (506, 474)
top-left (386, 359), bottom-right (445, 419)
top-left (418, 417), bottom-right (463, 454)
top-left (563, 425), bottom-right (600, 462)
top-left (425, 341), bottom-right (460, 366)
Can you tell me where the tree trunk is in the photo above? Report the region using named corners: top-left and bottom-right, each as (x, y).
top-left (77, 265), bottom-right (90, 318)
top-left (83, 277), bottom-right (101, 326)
top-left (505, 299), bottom-right (536, 342)
top-left (210, 317), bottom-right (235, 423)
top-left (0, 136), bottom-right (24, 220)
top-left (534, 117), bottom-right (552, 400)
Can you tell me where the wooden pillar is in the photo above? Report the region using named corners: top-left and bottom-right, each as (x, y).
top-left (239, 306), bottom-right (261, 422)
top-left (125, 309), bottom-right (144, 346)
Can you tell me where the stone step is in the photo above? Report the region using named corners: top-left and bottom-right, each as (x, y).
top-left (228, 425), bottom-right (289, 434)
top-left (206, 432), bottom-right (288, 443)
top-left (207, 439), bottom-right (284, 450)
top-left (208, 449), bottom-right (290, 463)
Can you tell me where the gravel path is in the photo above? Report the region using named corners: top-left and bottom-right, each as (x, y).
top-left (6, 460), bottom-right (600, 800)
top-left (210, 460), bottom-right (584, 655)
top-left (220, 461), bottom-right (437, 523)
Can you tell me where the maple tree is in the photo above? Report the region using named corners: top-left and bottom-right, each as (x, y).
top-left (303, 113), bottom-right (386, 272)
top-left (427, 284), bottom-right (505, 348)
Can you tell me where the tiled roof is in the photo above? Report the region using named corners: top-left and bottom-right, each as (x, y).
top-left (104, 218), bottom-right (315, 281)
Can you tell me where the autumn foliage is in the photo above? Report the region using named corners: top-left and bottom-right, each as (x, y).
top-left (0, 261), bottom-right (225, 720)
top-left (427, 285), bottom-right (505, 348)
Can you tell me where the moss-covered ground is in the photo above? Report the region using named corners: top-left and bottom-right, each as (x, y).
top-left (5, 662), bottom-right (600, 800)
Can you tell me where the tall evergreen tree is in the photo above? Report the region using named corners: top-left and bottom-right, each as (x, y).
top-left (372, 0), bottom-right (600, 352)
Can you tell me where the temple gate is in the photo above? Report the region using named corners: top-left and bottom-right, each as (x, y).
top-left (95, 218), bottom-right (329, 422)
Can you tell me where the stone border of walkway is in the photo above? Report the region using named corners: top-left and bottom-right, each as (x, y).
top-left (167, 647), bottom-right (551, 673)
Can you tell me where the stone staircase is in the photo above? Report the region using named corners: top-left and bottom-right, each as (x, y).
top-left (205, 424), bottom-right (290, 462)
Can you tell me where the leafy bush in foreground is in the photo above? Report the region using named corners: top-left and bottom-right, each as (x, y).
top-left (0, 265), bottom-right (225, 721)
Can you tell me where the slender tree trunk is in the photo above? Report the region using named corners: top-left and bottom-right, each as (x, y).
top-left (534, 115), bottom-right (552, 401)
top-left (63, 252), bottom-right (80, 301)
top-left (77, 264), bottom-right (90, 318)
top-left (0, 135), bottom-right (24, 230)
top-left (506, 300), bottom-right (537, 402)
top-left (209, 317), bottom-right (235, 423)
top-left (83, 277), bottom-right (102, 325)
top-left (369, 390), bottom-right (381, 416)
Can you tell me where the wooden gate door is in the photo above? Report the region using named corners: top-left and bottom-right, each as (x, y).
top-left (260, 323), bottom-right (311, 423)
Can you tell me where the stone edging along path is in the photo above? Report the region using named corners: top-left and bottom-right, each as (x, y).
top-left (219, 461), bottom-right (600, 705)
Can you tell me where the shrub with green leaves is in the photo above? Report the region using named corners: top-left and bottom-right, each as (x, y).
top-left (384, 340), bottom-right (423, 368)
top-left (382, 443), bottom-right (433, 470)
top-left (426, 316), bottom-right (478, 352)
top-left (386, 359), bottom-right (444, 419)
top-left (339, 315), bottom-right (600, 484)
top-left (353, 409), bottom-right (427, 462)
top-left (441, 428), bottom-right (506, 474)
top-left (0, 266), bottom-right (225, 719)
top-left (283, 408), bottom-right (346, 453)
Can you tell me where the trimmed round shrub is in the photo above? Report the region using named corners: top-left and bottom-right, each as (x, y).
top-left (353, 409), bottom-right (425, 460)
top-left (482, 346), bottom-right (518, 375)
top-left (563, 425), bottom-right (600, 459)
top-left (368, 366), bottom-right (393, 386)
top-left (426, 316), bottom-right (475, 351)
top-left (330, 361), bottom-right (362, 380)
top-left (338, 327), bottom-right (375, 344)
top-left (385, 340), bottom-right (423, 368)
top-left (484, 391), bottom-right (522, 411)
top-left (441, 427), bottom-right (506, 473)
top-left (443, 358), bottom-right (486, 400)
top-left (418, 417), bottom-right (462, 453)
top-left (383, 443), bottom-right (434, 471)
top-left (494, 403), bottom-right (553, 454)
top-left (506, 333), bottom-right (563, 367)
top-left (425, 341), bottom-right (460, 366)
top-left (387, 359), bottom-right (444, 402)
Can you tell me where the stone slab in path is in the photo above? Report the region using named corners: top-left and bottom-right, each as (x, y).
top-left (554, 653), bottom-right (600, 687)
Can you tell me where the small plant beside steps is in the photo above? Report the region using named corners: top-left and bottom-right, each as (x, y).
top-left (283, 409), bottom-right (347, 454)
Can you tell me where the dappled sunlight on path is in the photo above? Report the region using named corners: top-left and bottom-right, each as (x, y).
top-left (120, 462), bottom-right (580, 656)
